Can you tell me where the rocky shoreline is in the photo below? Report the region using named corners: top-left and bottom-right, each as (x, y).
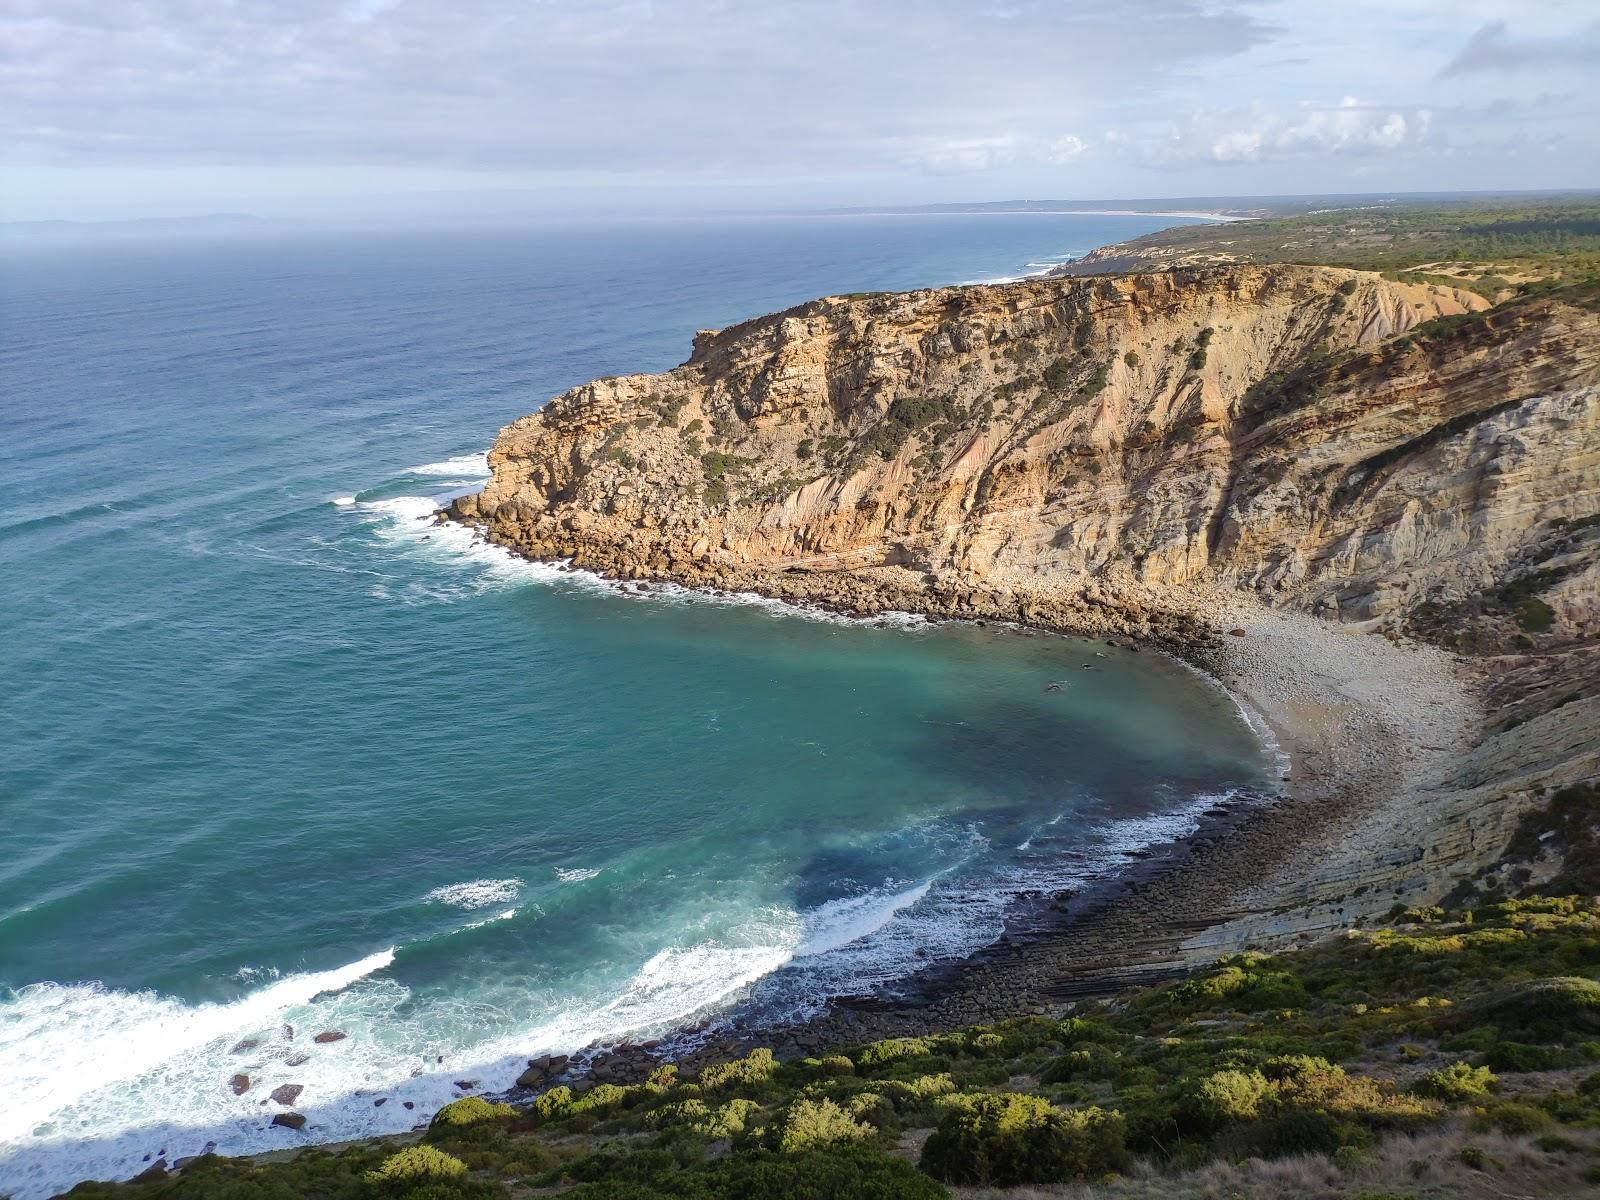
top-left (424, 547), bottom-right (1477, 1106)
top-left (423, 257), bottom-right (1598, 1143)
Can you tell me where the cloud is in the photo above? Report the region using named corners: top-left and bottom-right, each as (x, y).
top-left (3, 0), bottom-right (1598, 217)
top-left (0, 0), bottom-right (1269, 173)
top-left (910, 134), bottom-right (1089, 174)
top-left (1143, 99), bottom-right (1432, 166)
top-left (1441, 19), bottom-right (1600, 77)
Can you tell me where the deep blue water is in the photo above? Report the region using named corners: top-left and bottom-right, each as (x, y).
top-left (0, 212), bottom-right (1265, 1196)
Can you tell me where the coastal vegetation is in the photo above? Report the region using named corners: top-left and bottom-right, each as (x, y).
top-left (61, 880), bottom-right (1600, 1200)
top-left (1060, 197), bottom-right (1600, 294)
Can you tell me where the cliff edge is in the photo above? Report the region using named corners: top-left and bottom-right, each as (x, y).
top-left (448, 264), bottom-right (1600, 950)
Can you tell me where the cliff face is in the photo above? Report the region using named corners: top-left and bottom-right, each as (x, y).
top-left (452, 264), bottom-right (1598, 644)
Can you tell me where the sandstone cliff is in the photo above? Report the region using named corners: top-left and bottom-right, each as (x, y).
top-left (453, 266), bottom-right (1594, 637)
top-left (449, 264), bottom-right (1600, 933)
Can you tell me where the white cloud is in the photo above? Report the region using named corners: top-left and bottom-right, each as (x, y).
top-left (910, 134), bottom-right (1089, 174)
top-left (0, 2), bottom-right (1595, 217)
top-left (1145, 99), bottom-right (1433, 166)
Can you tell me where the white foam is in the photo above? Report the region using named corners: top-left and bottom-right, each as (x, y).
top-left (0, 949), bottom-right (397, 1198)
top-left (410, 453), bottom-right (490, 478)
top-left (461, 908), bottom-right (518, 931)
top-left (795, 882), bottom-right (931, 959)
top-left (554, 867), bottom-right (601, 883)
top-left (355, 490), bottom-right (929, 633)
top-left (332, 496), bottom-right (357, 507)
top-left (423, 879), bottom-right (522, 910)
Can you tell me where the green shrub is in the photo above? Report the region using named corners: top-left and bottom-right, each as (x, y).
top-left (1413, 1062), bottom-right (1498, 1102)
top-left (1475, 1102), bottom-right (1555, 1135)
top-left (1124, 350), bottom-right (1140, 368)
top-left (564, 1145), bottom-right (947, 1200)
top-left (920, 1094), bottom-right (1127, 1185)
top-left (366, 1146), bottom-right (467, 1189)
top-left (1183, 1069), bottom-right (1270, 1128)
top-left (645, 1097), bottom-right (761, 1137)
top-left (854, 1037), bottom-right (934, 1070)
top-left (1482, 1042), bottom-right (1563, 1072)
top-left (880, 1073), bottom-right (956, 1113)
top-left (533, 1085), bottom-right (574, 1120)
top-left (769, 1098), bottom-right (876, 1152)
top-left (430, 1096), bottom-right (516, 1136)
top-left (1460, 977), bottom-right (1600, 1041)
top-left (699, 1048), bottom-right (778, 1092)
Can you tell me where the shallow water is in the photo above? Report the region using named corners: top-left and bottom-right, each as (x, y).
top-left (0, 212), bottom-right (1263, 1197)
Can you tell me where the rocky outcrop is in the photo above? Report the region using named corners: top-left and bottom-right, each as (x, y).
top-left (448, 265), bottom-right (1600, 922)
top-left (452, 266), bottom-right (1594, 636)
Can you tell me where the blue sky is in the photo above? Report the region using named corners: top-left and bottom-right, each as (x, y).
top-left (2, 0), bottom-right (1597, 222)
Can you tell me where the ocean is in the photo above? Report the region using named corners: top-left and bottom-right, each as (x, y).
top-left (0, 211), bottom-right (1267, 1197)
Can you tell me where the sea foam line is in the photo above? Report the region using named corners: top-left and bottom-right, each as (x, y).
top-left (0, 949), bottom-right (394, 1145)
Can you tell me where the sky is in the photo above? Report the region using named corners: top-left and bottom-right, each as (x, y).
top-left (1, 0), bottom-right (1598, 223)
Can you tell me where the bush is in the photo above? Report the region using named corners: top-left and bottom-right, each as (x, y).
top-left (1475, 1102), bottom-right (1555, 1135)
top-left (1413, 1062), bottom-right (1498, 1102)
top-left (920, 1094), bottom-right (1127, 1185)
top-left (645, 1097), bottom-right (761, 1137)
top-left (770, 1098), bottom-right (876, 1152)
top-left (564, 1145), bottom-right (947, 1200)
top-left (366, 1146), bottom-right (467, 1189)
top-left (1166, 959), bottom-right (1306, 1012)
top-left (1481, 1042), bottom-right (1563, 1072)
top-left (854, 1038), bottom-right (934, 1070)
top-left (429, 1096), bottom-right (516, 1140)
top-left (1183, 1069), bottom-right (1270, 1129)
top-left (1459, 977), bottom-right (1600, 1041)
top-left (699, 1048), bottom-right (777, 1092)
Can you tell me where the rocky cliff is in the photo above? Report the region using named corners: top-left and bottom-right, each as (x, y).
top-left (449, 264), bottom-right (1600, 927)
top-left (452, 265), bottom-right (1595, 639)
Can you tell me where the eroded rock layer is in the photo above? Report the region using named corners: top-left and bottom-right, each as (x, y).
top-left (449, 265), bottom-right (1600, 928)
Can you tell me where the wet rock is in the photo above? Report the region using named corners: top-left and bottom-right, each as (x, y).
top-left (285, 1053), bottom-right (309, 1067)
top-left (1229, 628), bottom-right (1247, 637)
top-left (312, 1030), bottom-right (347, 1044)
top-left (403, 1101), bottom-right (415, 1110)
top-left (373, 1098), bottom-right (387, 1107)
top-left (229, 1074), bottom-right (251, 1096)
top-left (453, 1080), bottom-right (478, 1091)
top-left (270, 1113), bottom-right (306, 1131)
top-left (515, 1053), bottom-right (570, 1089)
top-left (230, 1039), bottom-right (259, 1055)
top-left (173, 1142), bottom-right (218, 1170)
top-left (269, 1084), bottom-right (303, 1106)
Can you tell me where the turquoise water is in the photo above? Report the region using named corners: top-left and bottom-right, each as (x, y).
top-left (0, 213), bottom-right (1265, 1196)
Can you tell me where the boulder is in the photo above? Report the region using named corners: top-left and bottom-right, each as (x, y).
top-left (229, 1074), bottom-right (250, 1096)
top-left (312, 1031), bottom-right (347, 1044)
top-left (230, 1039), bottom-right (259, 1055)
top-left (270, 1113), bottom-right (306, 1131)
top-left (269, 1084), bottom-right (303, 1106)
top-left (515, 1053), bottom-right (570, 1089)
